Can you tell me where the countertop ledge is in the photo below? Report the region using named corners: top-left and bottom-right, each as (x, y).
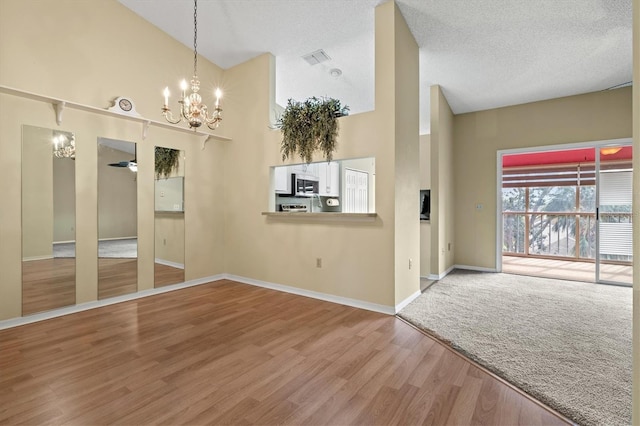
top-left (262, 212), bottom-right (377, 221)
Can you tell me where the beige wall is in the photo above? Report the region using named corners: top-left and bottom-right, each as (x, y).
top-left (420, 134), bottom-right (431, 277)
top-left (154, 214), bottom-right (185, 265)
top-left (22, 124), bottom-right (76, 255)
top-left (53, 155), bottom-right (76, 243)
top-left (2, 0), bottom-right (423, 319)
top-left (21, 125), bottom-right (54, 259)
top-left (419, 134), bottom-right (431, 189)
top-left (391, 2), bottom-right (420, 304)
top-left (154, 151), bottom-right (185, 266)
top-left (221, 1), bottom-right (419, 308)
top-left (98, 144), bottom-right (137, 240)
top-left (430, 86), bottom-right (455, 276)
top-left (223, 58), bottom-right (397, 305)
top-left (0, 0), bottom-right (226, 320)
top-left (454, 87), bottom-right (633, 270)
top-left (1, 0), bottom-right (421, 320)
top-left (632, 0), bottom-right (638, 421)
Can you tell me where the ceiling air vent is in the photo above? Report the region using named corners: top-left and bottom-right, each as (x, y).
top-left (302, 49), bottom-right (331, 66)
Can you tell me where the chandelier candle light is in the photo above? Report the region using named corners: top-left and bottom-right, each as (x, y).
top-left (162, 0), bottom-right (223, 130)
top-left (53, 133), bottom-right (75, 159)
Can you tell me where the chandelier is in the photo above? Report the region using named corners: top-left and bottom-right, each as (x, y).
top-left (162, 0), bottom-right (222, 130)
top-left (52, 132), bottom-right (75, 159)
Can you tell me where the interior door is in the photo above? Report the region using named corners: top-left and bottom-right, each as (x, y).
top-left (596, 145), bottom-right (633, 285)
top-left (344, 168), bottom-right (368, 213)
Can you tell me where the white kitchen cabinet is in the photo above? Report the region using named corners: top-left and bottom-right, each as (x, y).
top-left (291, 163), bottom-right (319, 180)
top-left (274, 166), bottom-right (291, 194)
top-left (318, 161), bottom-right (340, 196)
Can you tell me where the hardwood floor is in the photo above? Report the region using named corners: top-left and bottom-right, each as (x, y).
top-left (1, 280), bottom-right (569, 425)
top-left (98, 258), bottom-right (137, 299)
top-left (154, 263), bottom-right (185, 287)
top-left (22, 258), bottom-right (75, 316)
top-left (22, 259), bottom-right (184, 315)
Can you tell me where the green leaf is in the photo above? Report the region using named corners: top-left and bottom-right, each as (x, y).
top-left (275, 97), bottom-right (349, 164)
top-left (155, 147), bottom-right (180, 179)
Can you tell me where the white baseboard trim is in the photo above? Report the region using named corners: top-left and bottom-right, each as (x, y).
top-left (53, 240), bottom-right (75, 245)
top-left (454, 264), bottom-right (498, 273)
top-left (99, 236), bottom-right (137, 241)
top-left (155, 258), bottom-right (185, 270)
top-left (23, 255), bottom-right (53, 262)
top-left (427, 264), bottom-right (456, 281)
top-left (225, 274), bottom-right (396, 315)
top-left (394, 290), bottom-right (421, 313)
top-left (0, 274), bottom-right (225, 330)
top-left (2, 272), bottom-right (419, 329)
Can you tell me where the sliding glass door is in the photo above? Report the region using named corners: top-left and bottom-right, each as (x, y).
top-left (501, 143), bottom-right (632, 286)
top-left (596, 145), bottom-right (633, 285)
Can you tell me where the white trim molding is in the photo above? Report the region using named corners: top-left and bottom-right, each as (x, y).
top-left (454, 264), bottom-right (498, 273)
top-left (394, 290), bottom-right (421, 314)
top-left (155, 258), bottom-right (185, 270)
top-left (22, 255), bottom-right (54, 262)
top-left (1, 273), bottom-right (419, 329)
top-left (427, 264), bottom-right (455, 281)
top-left (225, 274), bottom-right (396, 315)
top-left (0, 85), bottom-right (231, 142)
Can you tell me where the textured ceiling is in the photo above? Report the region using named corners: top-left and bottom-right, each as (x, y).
top-left (118, 0), bottom-right (633, 134)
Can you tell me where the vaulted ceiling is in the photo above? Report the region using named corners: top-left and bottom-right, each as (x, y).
top-left (119, 0), bottom-right (633, 134)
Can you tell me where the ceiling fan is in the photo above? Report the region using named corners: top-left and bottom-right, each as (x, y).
top-left (108, 144), bottom-right (137, 172)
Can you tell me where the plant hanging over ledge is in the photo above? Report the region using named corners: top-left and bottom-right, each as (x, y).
top-left (155, 147), bottom-right (180, 179)
top-left (276, 97), bottom-right (349, 164)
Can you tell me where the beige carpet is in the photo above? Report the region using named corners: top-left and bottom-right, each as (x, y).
top-left (398, 270), bottom-right (632, 426)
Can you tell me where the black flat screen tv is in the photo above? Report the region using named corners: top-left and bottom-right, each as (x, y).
top-left (420, 189), bottom-right (430, 220)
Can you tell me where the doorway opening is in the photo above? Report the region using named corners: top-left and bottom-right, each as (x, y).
top-left (498, 141), bottom-right (632, 286)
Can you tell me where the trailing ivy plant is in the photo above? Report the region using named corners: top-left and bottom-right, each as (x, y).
top-left (155, 147), bottom-right (180, 179)
top-left (277, 97), bottom-right (349, 164)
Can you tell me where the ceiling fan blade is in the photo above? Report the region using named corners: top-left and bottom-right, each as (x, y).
top-left (107, 144), bottom-right (136, 169)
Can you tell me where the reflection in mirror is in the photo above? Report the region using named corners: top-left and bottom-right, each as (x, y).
top-left (154, 147), bottom-right (185, 287)
top-left (98, 138), bottom-right (137, 299)
top-left (272, 157), bottom-right (375, 213)
top-left (22, 125), bottom-right (76, 315)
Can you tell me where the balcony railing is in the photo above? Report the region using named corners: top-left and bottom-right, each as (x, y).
top-left (503, 211), bottom-right (632, 264)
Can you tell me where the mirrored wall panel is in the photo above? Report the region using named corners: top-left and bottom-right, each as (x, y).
top-left (22, 125), bottom-right (76, 315)
top-left (98, 138), bottom-right (137, 299)
top-left (154, 146), bottom-right (185, 287)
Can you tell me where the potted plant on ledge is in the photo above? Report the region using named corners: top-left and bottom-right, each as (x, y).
top-left (276, 97), bottom-right (349, 164)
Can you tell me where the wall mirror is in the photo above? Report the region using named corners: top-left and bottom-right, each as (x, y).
top-left (22, 125), bottom-right (76, 315)
top-left (97, 137), bottom-right (137, 299)
top-left (154, 146), bottom-right (185, 287)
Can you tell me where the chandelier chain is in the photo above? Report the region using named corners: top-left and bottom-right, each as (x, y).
top-left (193, 0), bottom-right (198, 76)
top-left (162, 0), bottom-right (222, 130)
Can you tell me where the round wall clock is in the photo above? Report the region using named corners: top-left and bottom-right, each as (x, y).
top-left (119, 98), bottom-right (132, 112)
top-left (108, 96), bottom-right (141, 116)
